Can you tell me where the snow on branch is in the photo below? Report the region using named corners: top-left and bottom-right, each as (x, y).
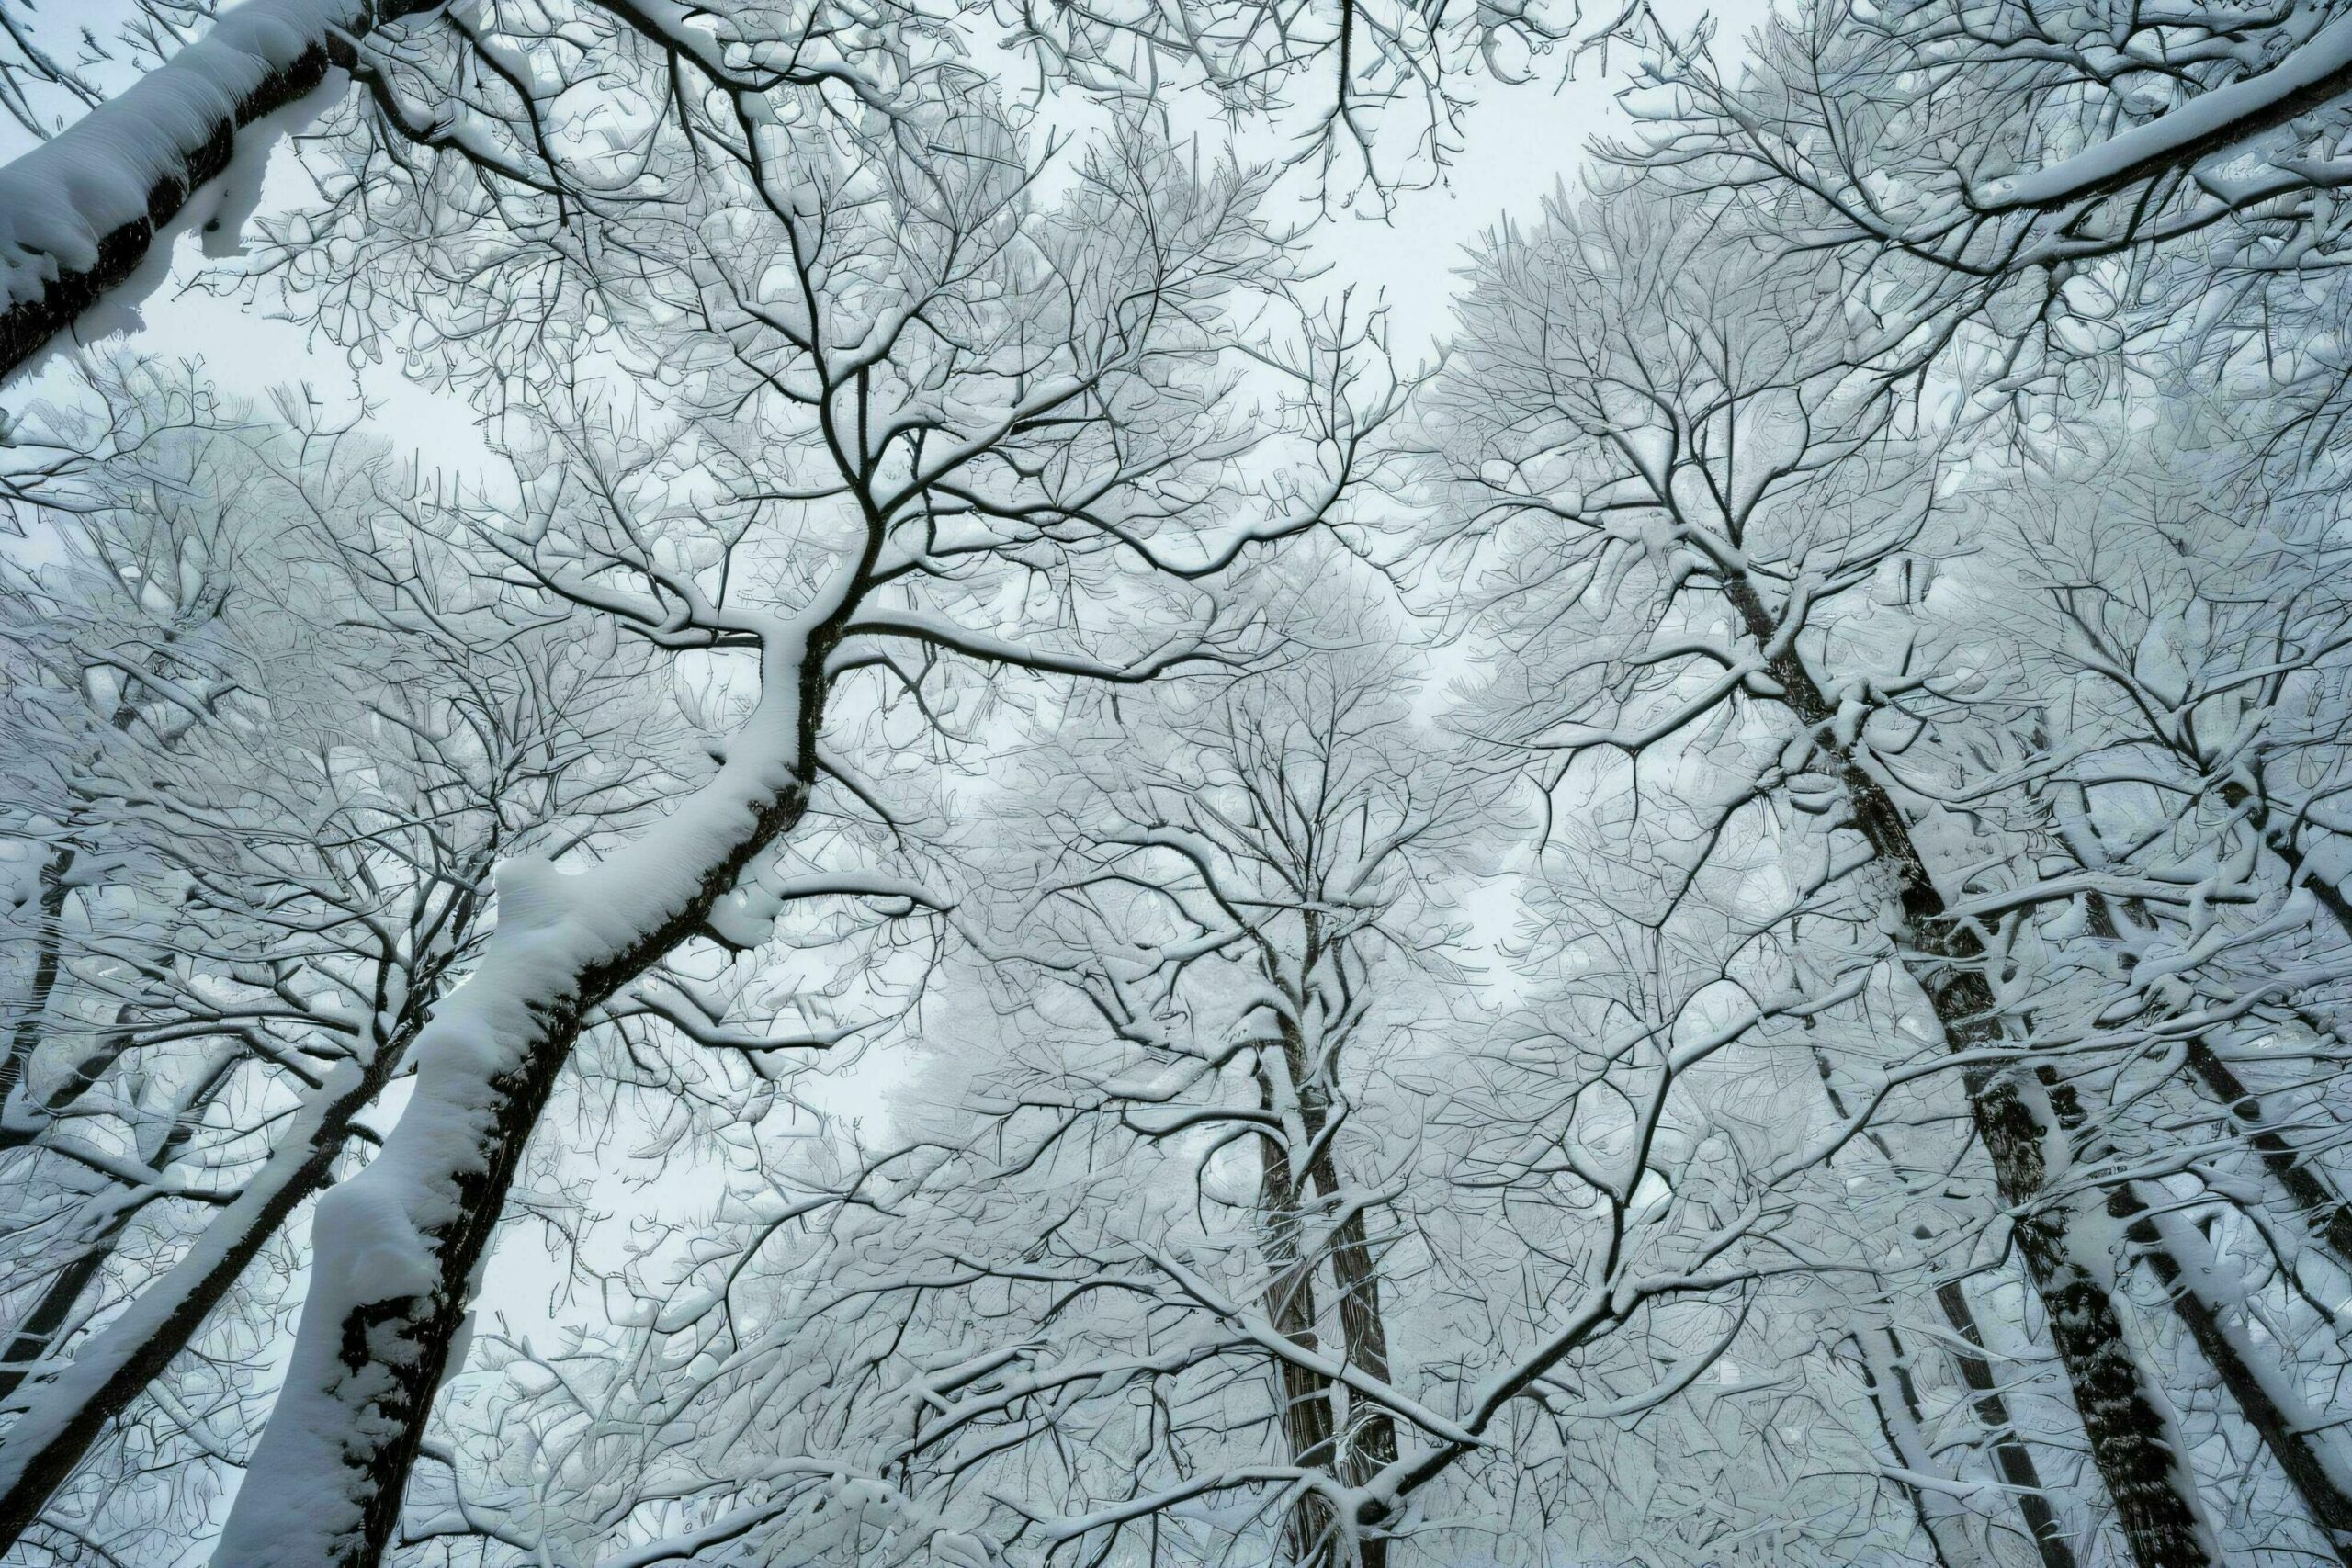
top-left (1973, 15), bottom-right (2352, 213)
top-left (0, 0), bottom-right (447, 380)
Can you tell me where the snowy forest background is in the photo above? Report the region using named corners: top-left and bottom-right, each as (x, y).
top-left (1, 1), bottom-right (2351, 1564)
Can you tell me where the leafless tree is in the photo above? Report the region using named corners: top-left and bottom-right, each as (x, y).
top-left (1626, 0), bottom-right (2352, 441)
top-left (149, 46), bottom-right (1399, 1556)
top-left (1413, 178), bottom-right (2352, 1566)
top-left (0, 365), bottom-right (667, 1562)
top-left (0, 0), bottom-right (1651, 387)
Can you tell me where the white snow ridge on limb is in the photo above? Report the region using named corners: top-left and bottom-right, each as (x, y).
top-left (1973, 14), bottom-right (2352, 213)
top-left (0, 0), bottom-right (432, 380)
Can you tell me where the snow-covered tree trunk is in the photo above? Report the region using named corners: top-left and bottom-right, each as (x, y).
top-left (0, 1045), bottom-right (240, 1407)
top-left (0, 848), bottom-right (74, 1134)
top-left (1423, 178), bottom-right (2261, 1563)
top-left (2222, 780), bottom-right (2352, 954)
top-left (1925, 1259), bottom-right (2082, 1568)
top-left (2031, 787), bottom-right (2352, 1549)
top-left (1850, 1322), bottom-right (1995, 1568)
top-left (2075, 880), bottom-right (2352, 1276)
top-left (2181, 1032), bottom-right (2352, 1268)
top-left (1261, 1004), bottom-right (1401, 1568)
top-left (175, 27), bottom-right (1372, 1536)
top-left (2115, 1179), bottom-right (2352, 1559)
top-left (954, 626), bottom-right (1458, 1562)
top-left (1300, 1098), bottom-right (1401, 1507)
top-left (0, 0), bottom-right (1625, 387)
top-left (1257, 1092), bottom-right (1345, 1565)
top-left (0, 382), bottom-right (622, 1551)
top-left (2071, 887), bottom-right (2352, 1472)
top-left (2033, 1048), bottom-right (2352, 1560)
top-left (2020, 488), bottom-right (2352, 1296)
top-left (1900, 960), bottom-right (2208, 1568)
top-left (0, 978), bottom-right (424, 1548)
top-left (0, 868), bottom-right (493, 1548)
top-left (213, 614), bottom-right (830, 1568)
top-left (1716, 571), bottom-right (2220, 1567)
top-left (1809, 1045), bottom-right (2081, 1568)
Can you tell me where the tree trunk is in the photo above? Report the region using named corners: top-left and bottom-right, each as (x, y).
top-left (212, 630), bottom-right (831, 1568)
top-left (0, 1045), bottom-right (240, 1405)
top-left (1920, 1244), bottom-right (2079, 1568)
top-left (0, 1006), bottom-right (414, 1549)
top-left (1722, 574), bottom-right (2218, 1568)
top-left (2035, 1064), bottom-right (2352, 1562)
top-left (2182, 1036), bottom-right (2352, 1267)
top-left (2061, 888), bottom-right (2352, 1556)
top-left (0, 866), bottom-right (482, 1551)
top-left (2222, 780), bottom-right (2352, 944)
top-left (1280, 1006), bottom-right (1396, 1568)
top-left (2122, 1189), bottom-right (2352, 1559)
top-left (0, 847), bottom-right (76, 1138)
top-left (2079, 884), bottom-right (2352, 1271)
top-left (1850, 1322), bottom-right (1992, 1568)
top-left (1258, 1078), bottom-right (1341, 1568)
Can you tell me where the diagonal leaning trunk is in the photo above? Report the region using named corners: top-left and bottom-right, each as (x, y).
top-left (0, 998), bottom-right (418, 1550)
top-left (1719, 575), bottom-right (2219, 1568)
top-left (210, 623), bottom-right (831, 1568)
top-left (2222, 779), bottom-right (2352, 944)
top-left (2067, 867), bottom-right (2352, 1272)
top-left (2036, 1045), bottom-right (2352, 1562)
top-left (2182, 1033), bottom-right (2352, 1268)
top-left (1786, 615), bottom-right (2352, 1560)
top-left (2125, 819), bottom-right (2352, 1269)
top-left (0, 1043), bottom-right (241, 1408)
top-left (0, 874), bottom-right (483, 1553)
top-left (2060, 888), bottom-right (2352, 1557)
top-left (2111, 1181), bottom-right (2352, 1560)
top-left (1925, 1254), bottom-right (2081, 1568)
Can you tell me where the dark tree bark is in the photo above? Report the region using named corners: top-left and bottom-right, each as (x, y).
top-left (2075, 876), bottom-right (2352, 1271)
top-left (2183, 1036), bottom-right (2352, 1267)
top-left (0, 1046), bottom-right (237, 1406)
top-left (2036, 1060), bottom-right (2352, 1563)
top-left (268, 777), bottom-right (820, 1568)
top-left (1808, 1041), bottom-right (2079, 1568)
top-left (1288, 1022), bottom-right (1395, 1568)
top-left (1850, 1321), bottom-right (1991, 1568)
top-left (0, 848), bottom-right (76, 1135)
top-left (0, 1006), bottom-right (416, 1550)
top-left (1722, 572), bottom-right (2218, 1568)
top-left (1258, 1078), bottom-right (1344, 1567)
top-left (2057, 891), bottom-right (2352, 1558)
top-left (2224, 780), bottom-right (2352, 946)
